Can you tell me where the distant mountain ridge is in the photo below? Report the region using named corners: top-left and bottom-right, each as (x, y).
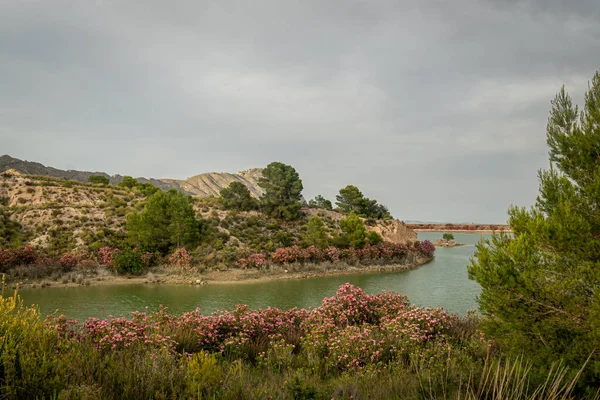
top-left (0, 155), bottom-right (264, 198)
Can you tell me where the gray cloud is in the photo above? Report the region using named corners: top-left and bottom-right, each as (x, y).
top-left (1, 0), bottom-right (599, 222)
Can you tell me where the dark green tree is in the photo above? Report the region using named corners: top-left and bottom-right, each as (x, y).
top-left (88, 175), bottom-right (110, 185)
top-left (258, 162), bottom-right (303, 220)
top-left (220, 181), bottom-right (258, 211)
top-left (336, 185), bottom-right (365, 214)
top-left (0, 202), bottom-right (23, 247)
top-left (126, 189), bottom-right (200, 253)
top-left (336, 185), bottom-right (391, 219)
top-left (469, 72), bottom-right (600, 383)
top-left (442, 233), bottom-right (454, 241)
top-left (361, 198), bottom-right (391, 220)
top-left (120, 176), bottom-right (138, 188)
top-left (304, 216), bottom-right (329, 248)
top-left (334, 212), bottom-right (367, 248)
top-left (308, 195), bottom-right (333, 210)
top-left (119, 176), bottom-right (159, 197)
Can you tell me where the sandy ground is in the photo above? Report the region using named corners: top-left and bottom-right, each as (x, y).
top-left (12, 257), bottom-right (434, 290)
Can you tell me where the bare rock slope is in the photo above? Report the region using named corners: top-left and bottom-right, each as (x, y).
top-left (0, 155), bottom-right (263, 198)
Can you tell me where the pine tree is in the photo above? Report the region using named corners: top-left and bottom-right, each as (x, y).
top-left (304, 216), bottom-right (329, 248)
top-left (220, 181), bottom-right (258, 211)
top-left (468, 71), bottom-right (600, 383)
top-left (126, 189), bottom-right (199, 253)
top-left (258, 162), bottom-right (303, 220)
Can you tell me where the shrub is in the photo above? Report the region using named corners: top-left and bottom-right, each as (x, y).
top-left (442, 233), bottom-right (455, 241)
top-left (366, 231), bottom-right (383, 245)
top-left (88, 175), bottom-right (110, 185)
top-left (419, 240), bottom-right (435, 256)
top-left (0, 245), bottom-right (39, 270)
top-left (167, 248), bottom-right (191, 268)
top-left (58, 252), bottom-right (79, 270)
top-left (236, 253), bottom-right (268, 269)
top-left (112, 248), bottom-right (144, 274)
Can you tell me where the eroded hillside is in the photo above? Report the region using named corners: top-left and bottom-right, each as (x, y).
top-left (0, 155), bottom-right (263, 198)
top-left (0, 169), bottom-right (416, 256)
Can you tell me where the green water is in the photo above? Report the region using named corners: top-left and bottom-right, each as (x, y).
top-left (17, 233), bottom-right (487, 321)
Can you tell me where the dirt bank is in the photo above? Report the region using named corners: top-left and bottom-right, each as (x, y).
top-left (10, 255), bottom-right (434, 290)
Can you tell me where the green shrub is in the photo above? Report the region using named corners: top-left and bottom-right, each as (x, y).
top-left (442, 233), bottom-right (455, 240)
top-left (112, 248), bottom-right (144, 274)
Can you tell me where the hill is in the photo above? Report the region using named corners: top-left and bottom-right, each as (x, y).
top-left (0, 155), bottom-right (264, 197)
top-left (0, 167), bottom-right (417, 262)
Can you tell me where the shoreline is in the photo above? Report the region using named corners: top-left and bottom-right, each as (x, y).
top-left (12, 256), bottom-right (434, 290)
top-left (414, 229), bottom-right (512, 234)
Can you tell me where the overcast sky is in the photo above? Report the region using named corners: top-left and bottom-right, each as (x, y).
top-left (1, 0), bottom-right (599, 223)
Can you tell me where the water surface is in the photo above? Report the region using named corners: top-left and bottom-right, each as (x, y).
top-left (17, 232), bottom-right (488, 321)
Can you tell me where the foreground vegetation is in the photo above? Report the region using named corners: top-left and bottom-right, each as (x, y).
top-left (0, 283), bottom-right (595, 399)
top-left (469, 71), bottom-right (600, 390)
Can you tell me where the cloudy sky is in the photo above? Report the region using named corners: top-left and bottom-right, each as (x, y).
top-left (1, 0), bottom-right (598, 223)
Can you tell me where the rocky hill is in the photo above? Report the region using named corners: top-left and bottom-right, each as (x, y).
top-left (0, 155), bottom-right (263, 198)
top-left (0, 168), bottom-right (417, 256)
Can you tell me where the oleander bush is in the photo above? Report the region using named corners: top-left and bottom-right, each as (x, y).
top-left (0, 284), bottom-right (592, 399)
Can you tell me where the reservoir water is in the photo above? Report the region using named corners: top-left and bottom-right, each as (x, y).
top-left (16, 232), bottom-right (488, 321)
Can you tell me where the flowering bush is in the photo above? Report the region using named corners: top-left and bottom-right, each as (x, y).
top-left (250, 242), bottom-right (413, 270)
top-left (0, 245), bottom-right (39, 270)
top-left (58, 253), bottom-right (79, 270)
top-left (98, 246), bottom-right (119, 266)
top-left (419, 240), bottom-right (435, 256)
top-left (236, 253), bottom-right (268, 269)
top-left (168, 248), bottom-right (191, 268)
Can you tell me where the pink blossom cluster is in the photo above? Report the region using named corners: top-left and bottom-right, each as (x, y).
top-left (235, 253), bottom-right (268, 269)
top-left (247, 242), bottom-right (419, 269)
top-left (0, 245), bottom-right (39, 269)
top-left (407, 223), bottom-right (508, 231)
top-left (419, 240), bottom-right (435, 255)
top-left (167, 248), bottom-right (191, 267)
top-left (58, 253), bottom-right (79, 269)
top-left (98, 246), bottom-right (119, 265)
top-left (82, 312), bottom-right (177, 353)
top-left (48, 284), bottom-right (484, 374)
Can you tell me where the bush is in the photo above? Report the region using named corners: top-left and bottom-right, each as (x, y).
top-left (112, 248), bottom-right (144, 274)
top-left (366, 231), bottom-right (383, 245)
top-left (442, 233), bottom-right (455, 241)
top-left (88, 175), bottom-right (110, 185)
top-left (419, 240), bottom-right (435, 255)
top-left (58, 253), bottom-right (79, 270)
top-left (167, 248), bottom-right (191, 269)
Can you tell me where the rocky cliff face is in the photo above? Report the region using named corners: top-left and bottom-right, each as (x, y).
top-left (0, 155), bottom-right (263, 198)
top-left (304, 208), bottom-right (417, 245)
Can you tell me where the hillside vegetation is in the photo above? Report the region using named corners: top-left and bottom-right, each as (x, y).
top-left (0, 162), bottom-right (425, 283)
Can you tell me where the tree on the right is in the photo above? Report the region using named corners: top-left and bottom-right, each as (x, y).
top-left (469, 71), bottom-right (600, 386)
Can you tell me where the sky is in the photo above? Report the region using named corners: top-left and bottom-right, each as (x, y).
top-left (1, 0), bottom-right (599, 223)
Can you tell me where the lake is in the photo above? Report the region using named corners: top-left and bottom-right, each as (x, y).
top-left (16, 232), bottom-right (488, 321)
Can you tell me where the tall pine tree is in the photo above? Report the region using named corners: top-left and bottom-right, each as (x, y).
top-left (469, 71), bottom-right (600, 384)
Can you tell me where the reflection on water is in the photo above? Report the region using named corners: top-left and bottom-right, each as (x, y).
top-left (17, 232), bottom-right (489, 321)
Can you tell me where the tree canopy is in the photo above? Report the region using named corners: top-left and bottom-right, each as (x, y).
top-left (304, 216), bottom-right (329, 248)
top-left (119, 176), bottom-right (159, 197)
top-left (468, 71), bottom-right (600, 383)
top-left (335, 185), bottom-right (390, 219)
top-left (258, 162), bottom-right (303, 220)
top-left (88, 175), bottom-right (109, 185)
top-left (126, 189), bottom-right (200, 254)
top-left (334, 211), bottom-right (367, 248)
top-left (220, 181), bottom-right (258, 211)
top-left (0, 202), bottom-right (23, 247)
top-left (308, 195), bottom-right (333, 210)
